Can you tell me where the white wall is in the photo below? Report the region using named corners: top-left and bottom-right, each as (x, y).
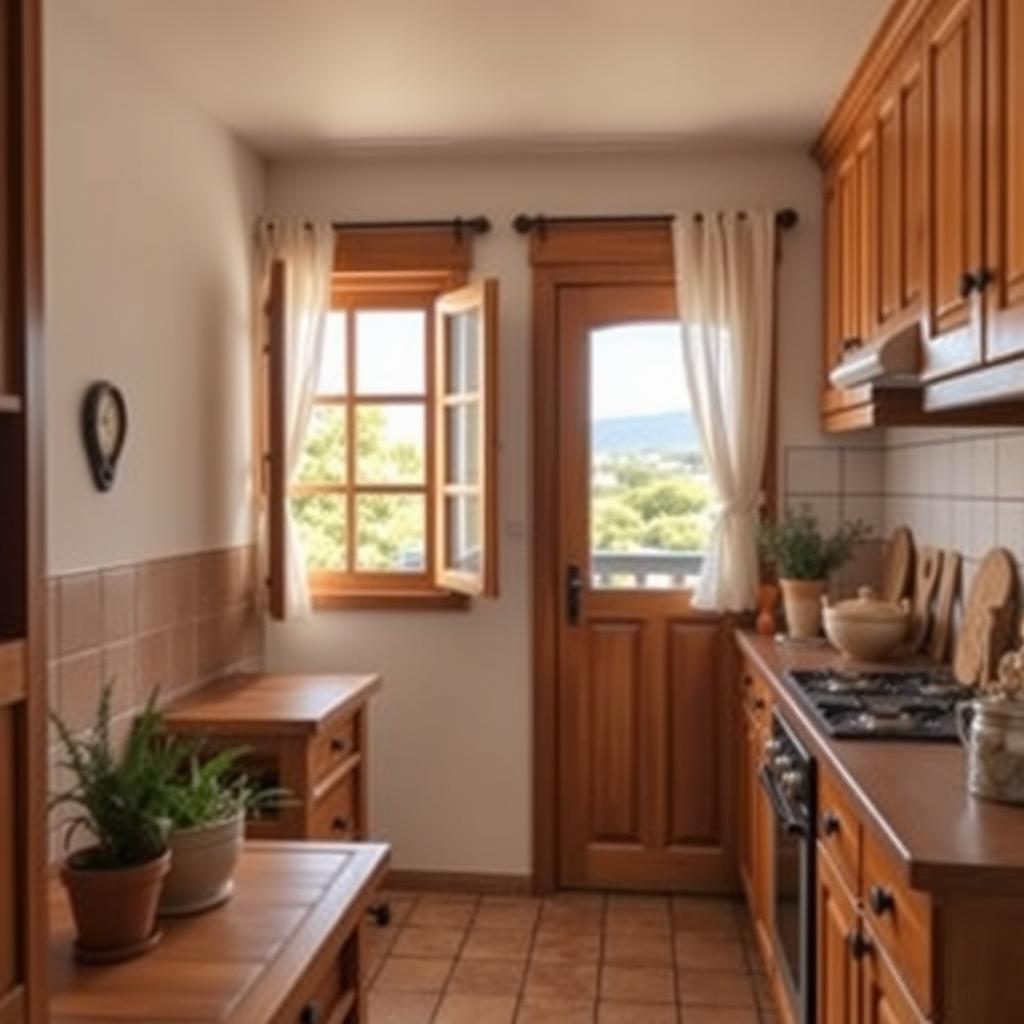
top-left (44, 0), bottom-right (266, 573)
top-left (265, 148), bottom-right (830, 875)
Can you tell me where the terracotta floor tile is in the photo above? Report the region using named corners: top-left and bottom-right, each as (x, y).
top-left (605, 906), bottom-right (672, 934)
top-left (677, 1009), bottom-right (759, 1024)
top-left (599, 965), bottom-right (676, 1004)
top-left (531, 927), bottom-right (602, 963)
top-left (434, 993), bottom-right (518, 1024)
top-left (525, 961), bottom-right (600, 1002)
top-left (674, 935), bottom-right (748, 973)
top-left (671, 898), bottom-right (742, 938)
top-left (475, 900), bottom-right (541, 931)
top-left (597, 1002), bottom-right (679, 1023)
top-left (408, 901), bottom-right (477, 929)
top-left (462, 927), bottom-right (533, 961)
top-left (541, 896), bottom-right (605, 930)
top-left (373, 956), bottom-right (453, 994)
top-left (603, 927), bottom-right (674, 966)
top-left (607, 894), bottom-right (670, 911)
top-left (516, 1000), bottom-right (597, 1024)
top-left (447, 958), bottom-right (526, 996)
top-left (367, 990), bottom-right (440, 1023)
top-left (677, 970), bottom-right (756, 1008)
top-left (392, 926), bottom-right (467, 959)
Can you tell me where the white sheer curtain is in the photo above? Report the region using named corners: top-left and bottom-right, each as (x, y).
top-left (255, 219), bottom-right (334, 619)
top-left (673, 211), bottom-right (776, 612)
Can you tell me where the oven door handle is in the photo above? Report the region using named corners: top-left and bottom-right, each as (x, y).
top-left (759, 767), bottom-right (808, 838)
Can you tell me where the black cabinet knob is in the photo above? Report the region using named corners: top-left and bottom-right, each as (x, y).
top-left (848, 930), bottom-right (872, 961)
top-left (868, 885), bottom-right (896, 917)
top-left (821, 810), bottom-right (841, 837)
top-left (332, 816), bottom-right (350, 833)
top-left (330, 737), bottom-right (347, 754)
top-left (841, 337), bottom-right (863, 357)
top-left (300, 1003), bottom-right (321, 1024)
top-left (960, 268), bottom-right (995, 299)
top-left (959, 271), bottom-right (977, 299)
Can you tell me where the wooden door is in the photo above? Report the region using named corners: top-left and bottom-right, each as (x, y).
top-left (985, 0), bottom-right (1024, 360)
top-left (872, 38), bottom-right (926, 342)
top-left (736, 678), bottom-right (754, 906)
top-left (861, 928), bottom-right (926, 1024)
top-left (923, 0), bottom-right (986, 379)
top-left (556, 283), bottom-right (731, 891)
top-left (817, 847), bottom-right (860, 1024)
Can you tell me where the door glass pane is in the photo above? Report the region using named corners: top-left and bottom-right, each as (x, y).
top-left (446, 495), bottom-right (481, 574)
top-left (296, 405), bottom-right (346, 484)
top-left (355, 310), bottom-right (426, 395)
top-left (317, 312), bottom-right (347, 394)
top-left (445, 402), bottom-right (480, 485)
top-left (446, 309), bottom-right (480, 394)
top-left (356, 404), bottom-right (425, 484)
top-left (356, 494), bottom-right (425, 572)
top-left (291, 494), bottom-right (346, 570)
top-left (590, 322), bottom-right (712, 590)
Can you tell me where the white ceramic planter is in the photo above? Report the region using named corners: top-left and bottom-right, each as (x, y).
top-left (159, 811), bottom-right (244, 916)
top-left (780, 578), bottom-right (827, 640)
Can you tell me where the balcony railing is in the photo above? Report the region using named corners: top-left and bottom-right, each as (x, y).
top-left (592, 550), bottom-right (705, 589)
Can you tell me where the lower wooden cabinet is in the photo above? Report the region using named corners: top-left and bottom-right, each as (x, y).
top-left (817, 847), bottom-right (859, 1024)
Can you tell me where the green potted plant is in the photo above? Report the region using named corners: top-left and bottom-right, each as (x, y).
top-left (758, 506), bottom-right (871, 639)
top-left (157, 744), bottom-right (282, 916)
top-left (50, 686), bottom-right (177, 963)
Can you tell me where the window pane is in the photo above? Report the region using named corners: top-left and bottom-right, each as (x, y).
top-left (291, 494), bottom-right (346, 570)
top-left (446, 495), bottom-right (481, 574)
top-left (355, 310), bottom-right (426, 395)
top-left (356, 494), bottom-right (425, 572)
top-left (296, 405), bottom-right (346, 484)
top-left (445, 402), bottom-right (480, 485)
top-left (590, 322), bottom-right (712, 590)
top-left (445, 308), bottom-right (480, 394)
top-left (356, 404), bottom-right (425, 484)
top-left (317, 312), bottom-right (347, 394)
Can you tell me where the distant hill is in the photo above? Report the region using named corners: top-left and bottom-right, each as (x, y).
top-left (593, 410), bottom-right (701, 455)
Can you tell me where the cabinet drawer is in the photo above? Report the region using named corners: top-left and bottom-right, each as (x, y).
top-left (861, 829), bottom-right (934, 1017)
top-left (817, 769), bottom-right (861, 895)
top-left (311, 715), bottom-right (357, 785)
top-left (311, 772), bottom-right (358, 841)
top-left (279, 932), bottom-right (358, 1024)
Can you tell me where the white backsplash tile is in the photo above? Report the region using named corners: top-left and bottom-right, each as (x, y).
top-left (997, 434), bottom-right (1024, 500)
top-left (786, 447), bottom-right (841, 495)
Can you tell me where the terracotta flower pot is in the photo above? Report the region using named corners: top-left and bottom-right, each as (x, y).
top-left (61, 848), bottom-right (171, 963)
top-left (780, 578), bottom-right (827, 639)
top-left (159, 812), bottom-right (245, 916)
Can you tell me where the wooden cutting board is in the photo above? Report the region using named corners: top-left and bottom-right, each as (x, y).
top-left (929, 550), bottom-right (961, 664)
top-left (953, 547), bottom-right (1018, 687)
top-left (881, 526), bottom-right (914, 605)
top-left (908, 547), bottom-right (942, 653)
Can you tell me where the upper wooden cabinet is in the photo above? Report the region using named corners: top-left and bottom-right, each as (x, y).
top-left (816, 0), bottom-right (1024, 429)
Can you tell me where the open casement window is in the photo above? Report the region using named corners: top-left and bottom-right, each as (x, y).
top-left (435, 280), bottom-right (499, 596)
top-left (264, 236), bottom-right (499, 611)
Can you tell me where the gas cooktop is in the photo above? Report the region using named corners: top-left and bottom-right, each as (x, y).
top-left (785, 668), bottom-right (974, 741)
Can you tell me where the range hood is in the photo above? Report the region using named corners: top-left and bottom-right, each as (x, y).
top-left (829, 322), bottom-right (922, 390)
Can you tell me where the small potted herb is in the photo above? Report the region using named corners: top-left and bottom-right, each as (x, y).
top-left (50, 687), bottom-right (177, 962)
top-left (758, 507), bottom-right (872, 639)
top-left (157, 744), bottom-right (282, 916)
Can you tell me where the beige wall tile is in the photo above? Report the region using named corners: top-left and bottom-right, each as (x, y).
top-left (58, 571), bottom-right (101, 656)
top-left (785, 447), bottom-right (841, 495)
top-left (57, 650), bottom-right (101, 734)
top-left (101, 566), bottom-right (137, 643)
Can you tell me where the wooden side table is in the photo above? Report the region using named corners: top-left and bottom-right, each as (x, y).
top-left (164, 672), bottom-right (390, 923)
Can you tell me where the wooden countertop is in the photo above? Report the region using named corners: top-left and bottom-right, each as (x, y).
top-left (49, 841), bottom-right (389, 1024)
top-left (736, 630), bottom-right (1024, 894)
top-left (163, 672), bottom-right (382, 736)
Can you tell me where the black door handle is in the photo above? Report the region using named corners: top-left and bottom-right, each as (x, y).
top-left (566, 564), bottom-right (584, 625)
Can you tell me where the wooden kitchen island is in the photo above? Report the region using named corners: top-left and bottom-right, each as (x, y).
top-left (49, 841), bottom-right (389, 1024)
top-left (736, 630), bottom-right (1024, 1024)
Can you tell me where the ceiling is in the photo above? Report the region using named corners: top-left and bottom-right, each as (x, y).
top-left (76, 0), bottom-right (891, 158)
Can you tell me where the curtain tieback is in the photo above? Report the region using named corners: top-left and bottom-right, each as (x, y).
top-left (712, 498), bottom-right (759, 519)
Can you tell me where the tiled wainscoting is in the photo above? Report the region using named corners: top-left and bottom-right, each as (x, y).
top-left (47, 544), bottom-right (263, 857)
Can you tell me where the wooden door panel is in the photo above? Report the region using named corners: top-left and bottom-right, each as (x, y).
top-left (986, 0), bottom-right (1024, 359)
top-left (587, 622), bottom-right (643, 842)
top-left (0, 706), bottom-right (20, 1007)
top-left (817, 847), bottom-right (859, 1024)
top-left (925, 0), bottom-right (984, 376)
top-left (667, 620), bottom-right (719, 847)
top-left (861, 930), bottom-right (926, 1024)
top-left (901, 60), bottom-right (926, 312)
top-left (877, 97), bottom-right (901, 327)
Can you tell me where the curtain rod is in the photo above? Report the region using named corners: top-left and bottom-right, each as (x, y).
top-left (511, 208), bottom-right (799, 234)
top-left (330, 215), bottom-right (491, 237)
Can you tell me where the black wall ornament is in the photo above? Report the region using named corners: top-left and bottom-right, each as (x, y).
top-left (81, 381), bottom-right (127, 492)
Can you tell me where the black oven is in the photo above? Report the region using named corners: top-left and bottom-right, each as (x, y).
top-left (760, 710), bottom-right (817, 1024)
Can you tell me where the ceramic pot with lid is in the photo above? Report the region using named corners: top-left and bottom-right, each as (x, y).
top-left (957, 698), bottom-right (1024, 805)
top-left (822, 586), bottom-right (910, 661)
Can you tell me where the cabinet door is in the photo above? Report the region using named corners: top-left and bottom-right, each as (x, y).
top-left (861, 928), bottom-right (926, 1024)
top-left (737, 687), bottom-right (753, 905)
top-left (751, 720), bottom-right (775, 967)
top-left (923, 0), bottom-right (985, 378)
top-left (816, 846), bottom-right (859, 1024)
top-left (985, 0), bottom-right (1024, 359)
top-left (873, 41), bottom-right (926, 340)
